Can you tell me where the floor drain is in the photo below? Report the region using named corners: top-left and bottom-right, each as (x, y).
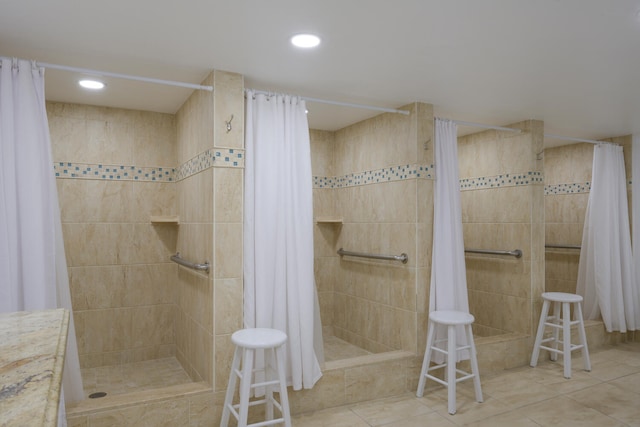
top-left (89, 392), bottom-right (107, 399)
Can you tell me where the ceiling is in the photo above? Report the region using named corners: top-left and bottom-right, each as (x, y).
top-left (2, 0), bottom-right (640, 147)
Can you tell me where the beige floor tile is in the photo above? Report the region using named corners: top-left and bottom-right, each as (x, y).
top-left (567, 382), bottom-right (640, 426)
top-left (350, 393), bottom-right (432, 426)
top-left (323, 334), bottom-right (371, 362)
top-left (82, 357), bottom-right (192, 398)
top-left (480, 371), bottom-right (560, 408)
top-left (463, 410), bottom-right (541, 427)
top-left (379, 410), bottom-right (456, 427)
top-left (609, 372), bottom-right (640, 395)
top-left (419, 386), bottom-right (513, 426)
top-left (518, 395), bottom-right (626, 426)
top-left (292, 406), bottom-right (369, 426)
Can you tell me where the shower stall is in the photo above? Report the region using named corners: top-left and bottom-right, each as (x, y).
top-left (311, 111), bottom-right (546, 389)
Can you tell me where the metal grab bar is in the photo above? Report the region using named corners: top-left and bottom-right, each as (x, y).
top-left (464, 248), bottom-right (522, 258)
top-left (337, 248), bottom-right (408, 264)
top-left (545, 244), bottom-right (581, 250)
top-left (170, 252), bottom-right (210, 273)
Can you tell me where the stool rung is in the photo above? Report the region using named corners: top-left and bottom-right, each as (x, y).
top-left (250, 379), bottom-right (280, 389)
top-left (456, 373), bottom-right (475, 383)
top-left (248, 418), bottom-right (285, 427)
top-left (544, 320), bottom-right (580, 328)
top-left (424, 374), bottom-right (448, 387)
top-left (432, 347), bottom-right (447, 356)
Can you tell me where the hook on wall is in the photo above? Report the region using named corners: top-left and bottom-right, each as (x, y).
top-left (225, 114), bottom-right (234, 133)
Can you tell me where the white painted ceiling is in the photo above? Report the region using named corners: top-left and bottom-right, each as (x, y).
top-left (2, 0), bottom-right (640, 147)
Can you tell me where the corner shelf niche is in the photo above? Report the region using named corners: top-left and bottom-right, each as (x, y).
top-left (150, 215), bottom-right (180, 224)
top-left (315, 216), bottom-right (343, 224)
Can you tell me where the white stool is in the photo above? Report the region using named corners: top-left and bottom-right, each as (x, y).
top-left (220, 328), bottom-right (291, 427)
top-left (416, 310), bottom-right (483, 415)
top-left (530, 292), bottom-right (591, 379)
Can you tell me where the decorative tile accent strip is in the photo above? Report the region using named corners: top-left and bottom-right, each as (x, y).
top-left (53, 148), bottom-right (244, 182)
top-left (176, 147), bottom-right (244, 181)
top-left (54, 162), bottom-right (175, 182)
top-left (314, 167), bottom-right (545, 190)
top-left (460, 171), bottom-right (543, 191)
top-left (314, 164), bottom-right (434, 189)
top-left (545, 182), bottom-right (591, 195)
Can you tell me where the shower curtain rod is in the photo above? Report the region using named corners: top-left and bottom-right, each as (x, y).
top-left (38, 61), bottom-right (214, 91)
top-left (544, 133), bottom-right (603, 145)
top-left (436, 117), bottom-right (522, 134)
top-left (0, 57), bottom-right (214, 91)
top-left (247, 89), bottom-right (411, 115)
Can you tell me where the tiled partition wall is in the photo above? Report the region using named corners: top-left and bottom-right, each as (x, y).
top-left (49, 102), bottom-right (179, 369)
top-left (458, 121), bottom-right (545, 338)
top-left (544, 136), bottom-right (633, 295)
top-left (175, 70), bottom-right (245, 390)
top-left (312, 102), bottom-right (434, 355)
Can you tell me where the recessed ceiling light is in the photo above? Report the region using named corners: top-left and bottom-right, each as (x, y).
top-left (79, 79), bottom-right (105, 90)
top-left (290, 33), bottom-right (321, 48)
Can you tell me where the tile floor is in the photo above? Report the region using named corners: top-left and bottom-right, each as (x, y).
top-left (292, 342), bottom-right (640, 426)
top-left (81, 357), bottom-right (192, 398)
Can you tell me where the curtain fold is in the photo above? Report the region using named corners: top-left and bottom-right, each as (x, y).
top-left (577, 143), bottom-right (639, 332)
top-left (429, 118), bottom-right (470, 361)
top-left (0, 58), bottom-right (84, 423)
top-left (243, 90), bottom-right (322, 390)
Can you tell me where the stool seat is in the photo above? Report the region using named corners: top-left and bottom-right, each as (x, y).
top-left (221, 328), bottom-right (291, 427)
top-left (430, 310), bottom-right (474, 326)
top-left (530, 292), bottom-right (591, 379)
top-left (542, 292), bottom-right (583, 304)
top-left (417, 310), bottom-right (483, 415)
top-left (232, 328), bottom-right (287, 349)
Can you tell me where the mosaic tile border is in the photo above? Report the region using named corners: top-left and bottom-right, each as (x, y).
top-left (54, 163), bottom-right (175, 182)
top-left (460, 172), bottom-right (543, 191)
top-left (314, 166), bottom-right (544, 190)
top-left (314, 164), bottom-right (434, 188)
top-left (175, 148), bottom-right (244, 181)
top-left (54, 148), bottom-right (244, 182)
top-left (545, 182), bottom-right (590, 195)
top-left (545, 180), bottom-right (633, 195)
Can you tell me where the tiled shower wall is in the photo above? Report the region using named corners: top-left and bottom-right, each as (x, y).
top-left (544, 136), bottom-right (633, 295)
top-left (175, 70), bottom-right (245, 392)
top-left (49, 102), bottom-right (179, 368)
top-left (458, 120), bottom-right (545, 337)
top-left (312, 102), bottom-right (434, 355)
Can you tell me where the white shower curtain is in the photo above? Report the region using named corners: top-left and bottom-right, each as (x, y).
top-left (244, 90), bottom-right (322, 390)
top-left (577, 143), bottom-right (639, 332)
top-left (0, 58), bottom-right (83, 423)
top-left (429, 118), bottom-right (470, 361)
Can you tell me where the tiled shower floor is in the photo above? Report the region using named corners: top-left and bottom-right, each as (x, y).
top-left (81, 336), bottom-right (370, 398)
top-left (81, 357), bottom-right (192, 398)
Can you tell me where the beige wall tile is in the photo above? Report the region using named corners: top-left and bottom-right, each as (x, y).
top-left (214, 71), bottom-right (244, 150)
top-left (214, 167), bottom-right (242, 223)
top-left (214, 278), bottom-right (243, 335)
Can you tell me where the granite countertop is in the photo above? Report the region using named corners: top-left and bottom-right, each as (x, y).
top-left (0, 308), bottom-right (69, 427)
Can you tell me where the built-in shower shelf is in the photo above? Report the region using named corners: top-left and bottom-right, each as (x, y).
top-left (315, 216), bottom-right (343, 224)
top-left (150, 215), bottom-right (180, 224)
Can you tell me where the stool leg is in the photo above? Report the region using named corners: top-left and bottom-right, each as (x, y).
top-left (275, 344), bottom-right (292, 427)
top-left (220, 346), bottom-right (242, 427)
top-left (562, 302), bottom-right (572, 379)
top-left (530, 300), bottom-right (550, 367)
top-left (575, 302), bottom-right (591, 372)
top-left (417, 320), bottom-right (436, 397)
top-left (265, 348), bottom-right (274, 421)
top-left (550, 301), bottom-right (561, 362)
top-left (238, 348), bottom-right (254, 426)
top-left (466, 324), bottom-right (483, 403)
top-left (447, 324), bottom-right (457, 415)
